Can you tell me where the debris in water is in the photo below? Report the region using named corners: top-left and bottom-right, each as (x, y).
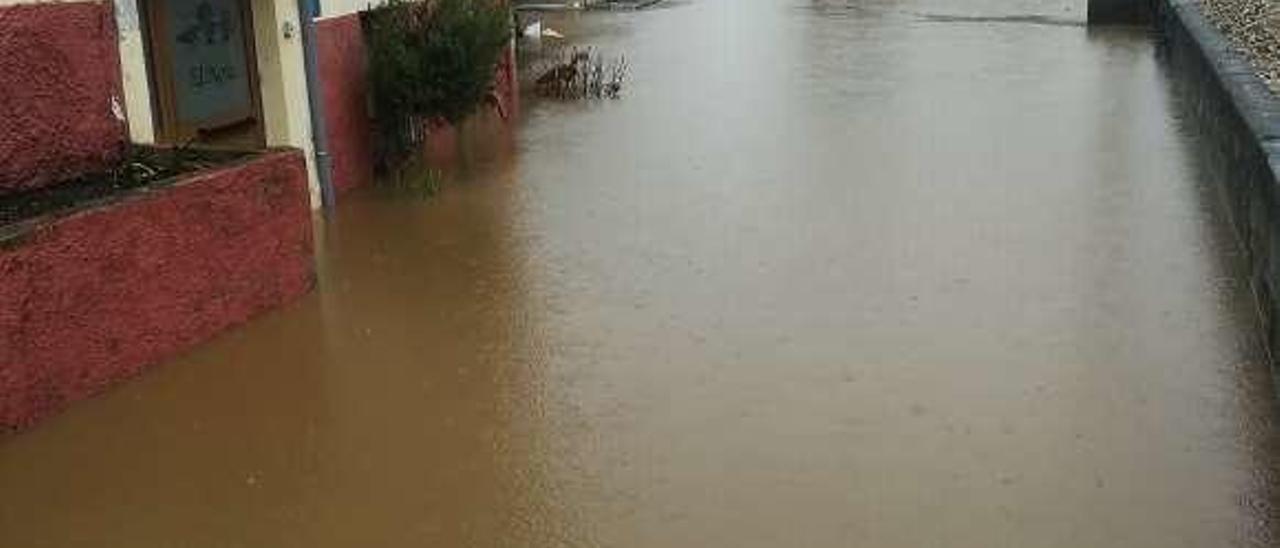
top-left (520, 18), bottom-right (565, 40)
top-left (533, 47), bottom-right (628, 99)
top-left (522, 19), bottom-right (542, 38)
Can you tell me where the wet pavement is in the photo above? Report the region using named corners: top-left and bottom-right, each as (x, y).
top-left (4, 0), bottom-right (1280, 546)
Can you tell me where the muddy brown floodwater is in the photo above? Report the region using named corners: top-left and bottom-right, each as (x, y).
top-left (4, 0), bottom-right (1280, 546)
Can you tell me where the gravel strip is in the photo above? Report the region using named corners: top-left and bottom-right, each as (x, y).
top-left (1197, 0), bottom-right (1280, 92)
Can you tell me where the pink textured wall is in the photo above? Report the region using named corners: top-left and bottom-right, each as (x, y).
top-left (0, 150), bottom-right (315, 430)
top-left (0, 1), bottom-right (126, 194)
top-left (316, 14), bottom-right (375, 195)
top-left (496, 41), bottom-right (519, 121)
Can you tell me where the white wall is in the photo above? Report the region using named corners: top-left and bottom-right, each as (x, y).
top-left (319, 0), bottom-right (380, 19)
top-left (113, 0), bottom-right (157, 144)
top-left (252, 0), bottom-right (321, 207)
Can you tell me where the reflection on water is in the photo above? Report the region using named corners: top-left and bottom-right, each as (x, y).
top-left (2, 0), bottom-right (1277, 546)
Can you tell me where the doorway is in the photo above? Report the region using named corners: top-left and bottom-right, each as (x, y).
top-left (141, 0), bottom-right (266, 147)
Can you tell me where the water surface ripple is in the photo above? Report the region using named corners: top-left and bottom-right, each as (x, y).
top-left (2, 1), bottom-right (1278, 546)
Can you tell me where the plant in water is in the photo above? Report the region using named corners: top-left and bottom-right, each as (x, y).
top-left (364, 0), bottom-right (511, 174)
top-left (533, 46), bottom-right (628, 99)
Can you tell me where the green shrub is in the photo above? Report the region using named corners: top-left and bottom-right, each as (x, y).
top-left (364, 0), bottom-right (510, 171)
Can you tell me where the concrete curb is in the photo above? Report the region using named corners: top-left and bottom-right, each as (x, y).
top-left (1156, 0), bottom-right (1280, 372)
top-left (1163, 0), bottom-right (1280, 143)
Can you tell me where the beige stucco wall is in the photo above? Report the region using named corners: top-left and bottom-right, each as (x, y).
top-left (252, 0), bottom-right (321, 207)
top-left (113, 0), bottom-right (156, 144)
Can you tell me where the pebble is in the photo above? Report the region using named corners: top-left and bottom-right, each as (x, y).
top-left (1198, 0), bottom-right (1280, 92)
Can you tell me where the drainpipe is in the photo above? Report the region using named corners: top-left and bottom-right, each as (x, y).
top-left (297, 0), bottom-right (336, 209)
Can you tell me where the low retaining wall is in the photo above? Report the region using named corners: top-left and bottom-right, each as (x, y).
top-left (0, 149), bottom-right (315, 430)
top-left (1155, 0), bottom-right (1280, 371)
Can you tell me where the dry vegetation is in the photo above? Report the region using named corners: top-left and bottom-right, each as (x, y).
top-left (532, 47), bottom-right (628, 99)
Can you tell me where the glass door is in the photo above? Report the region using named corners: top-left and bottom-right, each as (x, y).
top-left (143, 0), bottom-right (264, 147)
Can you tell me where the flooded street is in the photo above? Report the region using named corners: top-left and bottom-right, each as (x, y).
top-left (4, 0), bottom-right (1280, 545)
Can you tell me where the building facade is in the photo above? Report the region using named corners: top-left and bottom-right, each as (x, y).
top-left (1, 0), bottom-right (514, 209)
